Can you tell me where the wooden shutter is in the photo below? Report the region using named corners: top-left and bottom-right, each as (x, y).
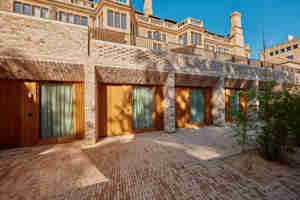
top-left (107, 85), bottom-right (133, 136)
top-left (175, 88), bottom-right (190, 128)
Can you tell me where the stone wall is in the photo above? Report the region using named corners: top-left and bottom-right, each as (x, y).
top-left (0, 11), bottom-right (299, 146)
top-left (0, 11), bottom-right (88, 63)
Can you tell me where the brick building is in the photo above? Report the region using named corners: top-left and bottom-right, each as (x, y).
top-left (0, 0), bottom-right (298, 149)
top-left (260, 36), bottom-right (300, 67)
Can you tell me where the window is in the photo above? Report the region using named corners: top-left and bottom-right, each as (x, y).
top-left (287, 46), bottom-right (292, 51)
top-left (108, 10), bottom-right (114, 27)
top-left (23, 4), bottom-right (32, 16)
top-left (153, 43), bottom-right (162, 50)
top-left (294, 44), bottom-right (298, 49)
top-left (81, 16), bottom-right (88, 26)
top-left (13, 2), bottom-right (22, 14)
top-left (191, 32), bottom-right (201, 45)
top-left (204, 44), bottom-right (209, 49)
top-left (121, 14), bottom-right (127, 29)
top-left (190, 88), bottom-right (205, 123)
top-left (59, 11), bottom-right (66, 22)
top-left (287, 55), bottom-right (294, 60)
top-left (132, 87), bottom-right (153, 130)
top-left (281, 48), bottom-right (285, 53)
top-left (40, 84), bottom-right (74, 139)
top-left (183, 33), bottom-right (187, 45)
top-left (270, 52), bottom-right (274, 56)
top-left (33, 7), bottom-right (41, 17)
top-left (74, 15), bottom-right (81, 25)
top-left (115, 13), bottom-right (120, 28)
top-left (148, 31), bottom-right (152, 39)
top-left (275, 50), bottom-right (279, 55)
top-left (41, 8), bottom-right (48, 18)
top-left (154, 32), bottom-right (161, 40)
top-left (67, 13), bottom-right (73, 23)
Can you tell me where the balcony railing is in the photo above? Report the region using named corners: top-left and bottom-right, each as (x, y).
top-left (89, 27), bottom-right (300, 74)
top-left (58, 0), bottom-right (98, 8)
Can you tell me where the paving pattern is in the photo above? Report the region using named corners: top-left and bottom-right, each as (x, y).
top-left (0, 127), bottom-right (299, 200)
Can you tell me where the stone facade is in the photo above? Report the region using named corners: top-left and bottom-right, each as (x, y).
top-left (0, 11), bottom-right (299, 145)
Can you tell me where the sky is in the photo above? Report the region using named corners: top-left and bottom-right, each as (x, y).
top-left (131, 0), bottom-right (300, 59)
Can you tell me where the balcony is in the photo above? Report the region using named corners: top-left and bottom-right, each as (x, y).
top-left (135, 14), bottom-right (177, 31)
top-left (89, 28), bottom-right (300, 73)
top-left (178, 18), bottom-right (204, 29)
top-left (57, 0), bottom-right (98, 8)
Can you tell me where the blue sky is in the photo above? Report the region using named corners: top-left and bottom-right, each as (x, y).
top-left (131, 0), bottom-right (300, 58)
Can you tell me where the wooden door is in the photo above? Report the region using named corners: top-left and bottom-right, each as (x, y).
top-left (0, 80), bottom-right (22, 149)
top-left (175, 87), bottom-right (190, 128)
top-left (106, 85), bottom-right (133, 136)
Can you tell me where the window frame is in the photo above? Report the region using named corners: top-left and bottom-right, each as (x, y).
top-left (107, 10), bottom-right (114, 27)
top-left (41, 8), bottom-right (48, 18)
top-left (121, 13), bottom-right (127, 29)
top-left (13, 1), bottom-right (22, 14)
top-left (74, 15), bottom-right (81, 25)
top-left (114, 12), bottom-right (121, 28)
top-left (23, 3), bottom-right (32, 16)
top-left (148, 31), bottom-right (152, 39)
top-left (81, 16), bottom-right (88, 26)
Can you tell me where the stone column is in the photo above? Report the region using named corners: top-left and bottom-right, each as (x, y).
top-left (249, 80), bottom-right (259, 111)
top-left (84, 62), bottom-right (97, 145)
top-left (212, 76), bottom-right (226, 126)
top-left (164, 72), bottom-right (176, 133)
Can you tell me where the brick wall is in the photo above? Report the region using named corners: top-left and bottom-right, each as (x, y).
top-left (0, 12), bottom-right (88, 63)
top-left (0, 1), bottom-right (11, 12)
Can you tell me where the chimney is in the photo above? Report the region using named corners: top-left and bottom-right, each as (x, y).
top-left (230, 11), bottom-right (244, 47)
top-left (144, 0), bottom-right (153, 16)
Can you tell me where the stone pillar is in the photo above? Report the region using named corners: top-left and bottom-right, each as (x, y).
top-left (164, 72), bottom-right (176, 133)
top-left (249, 80), bottom-right (259, 111)
top-left (212, 76), bottom-right (226, 126)
top-left (84, 62), bottom-right (97, 145)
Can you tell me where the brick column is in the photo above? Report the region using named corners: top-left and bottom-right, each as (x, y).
top-left (84, 62), bottom-right (97, 145)
top-left (212, 76), bottom-right (226, 126)
top-left (164, 72), bottom-right (176, 133)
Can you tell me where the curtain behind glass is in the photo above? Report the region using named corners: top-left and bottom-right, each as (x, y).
top-left (132, 87), bottom-right (153, 129)
top-left (40, 84), bottom-right (73, 139)
top-left (230, 90), bottom-right (240, 120)
top-left (190, 88), bottom-right (205, 123)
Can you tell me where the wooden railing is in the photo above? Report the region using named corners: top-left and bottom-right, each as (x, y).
top-left (57, 0), bottom-right (98, 8)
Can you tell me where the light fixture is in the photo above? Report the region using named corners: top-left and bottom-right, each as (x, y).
top-left (28, 92), bottom-right (33, 99)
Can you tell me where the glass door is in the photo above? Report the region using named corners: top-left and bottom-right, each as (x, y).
top-left (39, 84), bottom-right (73, 139)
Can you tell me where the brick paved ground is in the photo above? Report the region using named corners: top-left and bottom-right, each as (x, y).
top-left (0, 127), bottom-right (299, 200)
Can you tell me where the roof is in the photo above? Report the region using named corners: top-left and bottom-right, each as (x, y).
top-left (0, 58), bottom-right (84, 82)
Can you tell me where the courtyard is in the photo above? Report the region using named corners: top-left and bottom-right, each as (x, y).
top-left (0, 127), bottom-right (299, 200)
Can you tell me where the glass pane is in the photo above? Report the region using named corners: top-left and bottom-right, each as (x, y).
top-left (108, 10), bottom-right (113, 27)
top-left (23, 4), bottom-right (32, 16)
top-left (190, 88), bottom-right (205, 123)
top-left (230, 90), bottom-right (240, 120)
top-left (121, 14), bottom-right (127, 29)
top-left (74, 15), bottom-right (81, 24)
top-left (40, 84), bottom-right (73, 139)
top-left (81, 16), bottom-right (88, 25)
top-left (33, 7), bottom-right (40, 17)
top-left (14, 2), bottom-right (22, 14)
top-left (67, 14), bottom-right (73, 23)
top-left (132, 88), bottom-right (153, 129)
top-left (41, 8), bottom-right (48, 18)
top-left (115, 13), bottom-right (120, 28)
top-left (59, 12), bottom-right (65, 21)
